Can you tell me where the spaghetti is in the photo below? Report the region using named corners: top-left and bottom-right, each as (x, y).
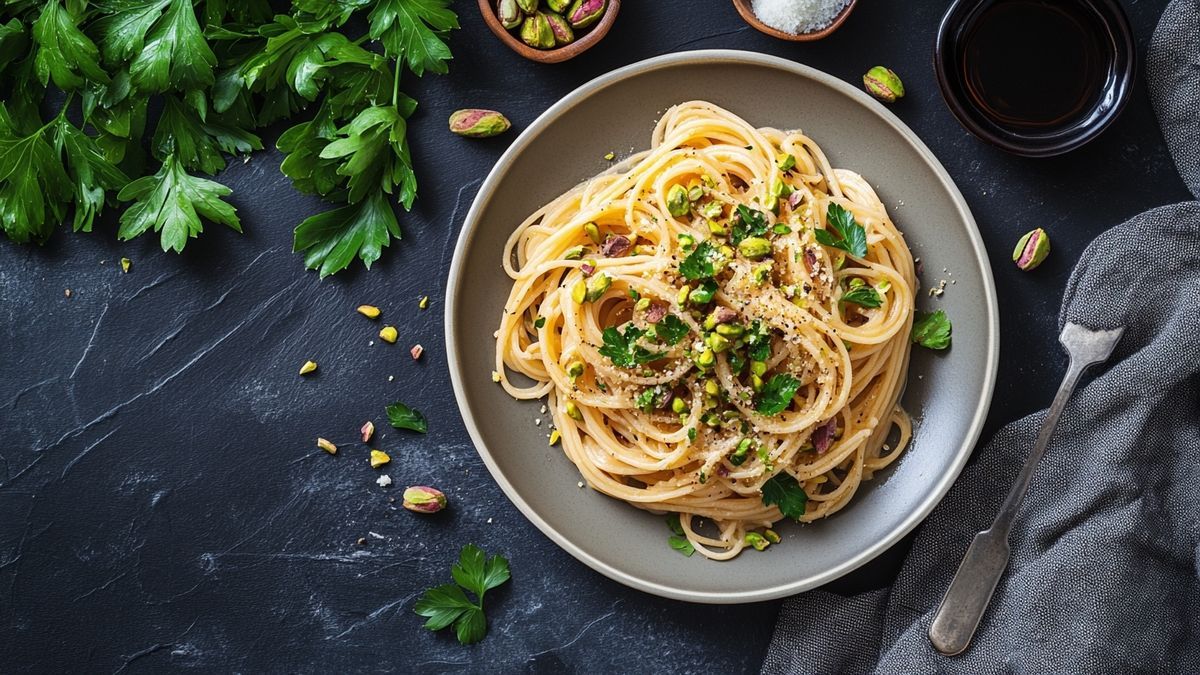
top-left (495, 101), bottom-right (916, 559)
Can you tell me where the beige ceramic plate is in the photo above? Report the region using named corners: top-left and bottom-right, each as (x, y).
top-left (445, 51), bottom-right (998, 603)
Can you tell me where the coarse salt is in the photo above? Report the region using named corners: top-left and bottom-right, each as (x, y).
top-left (376, 474), bottom-right (392, 487)
top-left (751, 0), bottom-right (849, 35)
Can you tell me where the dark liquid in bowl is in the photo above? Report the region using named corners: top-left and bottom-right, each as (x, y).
top-left (960, 0), bottom-right (1111, 130)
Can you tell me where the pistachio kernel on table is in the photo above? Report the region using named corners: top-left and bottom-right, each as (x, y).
top-left (402, 485), bottom-right (447, 514)
top-left (369, 449), bottom-right (390, 469)
top-left (356, 304), bottom-right (381, 319)
top-left (316, 437), bottom-right (337, 454)
top-left (379, 326), bottom-right (398, 344)
top-left (299, 360), bottom-right (318, 375)
top-left (1013, 227), bottom-right (1051, 271)
top-left (448, 109), bottom-right (511, 138)
top-left (360, 421), bottom-right (375, 443)
top-left (863, 66), bottom-right (905, 103)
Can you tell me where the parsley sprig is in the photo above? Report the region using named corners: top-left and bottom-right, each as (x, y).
top-left (815, 203), bottom-right (868, 258)
top-left (414, 544), bottom-right (510, 645)
top-left (761, 472), bottom-right (808, 520)
top-left (912, 309), bottom-right (952, 350)
top-left (0, 0), bottom-right (457, 276)
top-left (598, 324), bottom-right (663, 368)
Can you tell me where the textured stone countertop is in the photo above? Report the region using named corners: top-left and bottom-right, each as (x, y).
top-left (0, 0), bottom-right (1186, 671)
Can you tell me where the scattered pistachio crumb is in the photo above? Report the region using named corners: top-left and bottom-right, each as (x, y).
top-left (120, 258), bottom-right (131, 273)
top-left (316, 437), bottom-right (337, 454)
top-left (418, 295), bottom-right (429, 310)
top-left (369, 449), bottom-right (390, 468)
top-left (548, 429), bottom-right (561, 445)
top-left (603, 151), bottom-right (615, 161)
top-left (379, 326), bottom-right (398, 343)
top-left (361, 421), bottom-right (375, 443)
top-left (492, 371), bottom-right (502, 383)
top-left (376, 474), bottom-right (392, 487)
top-left (410, 344), bottom-right (424, 360)
top-left (357, 304), bottom-right (381, 319)
top-left (299, 360), bottom-right (318, 375)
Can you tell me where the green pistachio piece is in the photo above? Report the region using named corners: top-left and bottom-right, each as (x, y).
top-left (519, 12), bottom-right (555, 49)
top-left (498, 0), bottom-right (522, 28)
top-left (585, 272), bottom-right (611, 301)
top-left (546, 0), bottom-right (570, 12)
top-left (563, 245), bottom-right (586, 260)
top-left (1012, 227), bottom-right (1051, 271)
top-left (516, 0), bottom-right (538, 13)
top-left (744, 532), bottom-right (769, 551)
top-left (566, 0), bottom-right (606, 29)
top-left (542, 11), bottom-right (574, 45)
top-left (863, 66), bottom-right (905, 103)
top-left (738, 237), bottom-right (772, 259)
top-left (666, 184), bottom-right (690, 217)
top-left (776, 153), bottom-right (796, 171)
top-left (584, 222), bottom-right (601, 244)
top-left (448, 109), bottom-right (511, 138)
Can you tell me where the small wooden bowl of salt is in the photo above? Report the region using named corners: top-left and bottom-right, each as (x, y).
top-left (732, 0), bottom-right (857, 41)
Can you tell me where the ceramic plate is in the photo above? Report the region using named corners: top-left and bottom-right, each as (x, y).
top-left (445, 51), bottom-right (998, 603)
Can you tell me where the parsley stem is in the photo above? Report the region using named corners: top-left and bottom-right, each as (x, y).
top-left (391, 60), bottom-right (400, 107)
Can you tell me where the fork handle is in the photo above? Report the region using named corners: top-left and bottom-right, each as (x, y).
top-left (928, 528), bottom-right (1010, 655)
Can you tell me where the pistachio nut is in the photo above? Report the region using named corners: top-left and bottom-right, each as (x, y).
top-left (776, 153), bottom-right (796, 172)
top-left (566, 0), bottom-right (606, 28)
top-left (356, 304), bottom-right (381, 319)
top-left (565, 401), bottom-right (583, 421)
top-left (546, 0), bottom-right (570, 11)
top-left (738, 237), bottom-right (772, 259)
top-left (563, 245), bottom-right (586, 260)
top-left (543, 11), bottom-right (575, 45)
top-left (764, 529), bottom-right (781, 544)
top-left (498, 0), bottom-right (522, 28)
top-left (571, 279), bottom-right (587, 304)
top-left (361, 421), bottom-right (375, 442)
top-left (666, 184), bottom-right (690, 217)
top-left (566, 360), bottom-right (585, 381)
top-left (670, 397), bottom-right (689, 414)
top-left (316, 437), bottom-right (337, 454)
top-left (379, 325), bottom-right (398, 343)
top-left (448, 109), bottom-right (511, 138)
top-left (515, 0), bottom-right (537, 14)
top-left (369, 449), bottom-right (390, 469)
top-left (402, 485), bottom-right (447, 514)
top-left (583, 222), bottom-right (601, 244)
top-left (520, 12), bottom-right (555, 49)
top-left (863, 66), bottom-right (905, 103)
top-left (585, 272), bottom-right (611, 301)
top-left (744, 532), bottom-right (769, 551)
top-left (1012, 227), bottom-right (1050, 271)
top-left (299, 360), bottom-right (317, 375)
top-left (706, 333), bottom-right (730, 353)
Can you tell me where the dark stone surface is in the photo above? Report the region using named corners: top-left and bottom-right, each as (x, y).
top-left (0, 0), bottom-right (1186, 672)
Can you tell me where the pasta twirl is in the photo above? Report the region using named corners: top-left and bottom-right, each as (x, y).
top-left (495, 101), bottom-right (916, 559)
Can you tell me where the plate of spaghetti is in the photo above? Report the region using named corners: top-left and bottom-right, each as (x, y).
top-left (446, 51), bottom-right (997, 602)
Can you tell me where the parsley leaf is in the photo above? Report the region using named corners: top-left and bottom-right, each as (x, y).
top-left (756, 373), bottom-right (800, 416)
top-left (841, 285), bottom-right (882, 308)
top-left (730, 204), bottom-right (768, 245)
top-left (386, 400), bottom-right (428, 433)
top-left (414, 544), bottom-right (510, 645)
top-left (746, 320), bottom-right (772, 362)
top-left (656, 314), bottom-right (689, 345)
top-left (56, 119), bottom-right (129, 233)
top-left (679, 239), bottom-right (721, 280)
top-left (116, 154), bottom-right (241, 253)
top-left (814, 203), bottom-right (868, 258)
top-left (912, 309), bottom-right (952, 350)
top-left (0, 112), bottom-right (72, 244)
top-left (32, 1), bottom-right (108, 91)
top-left (368, 0), bottom-right (459, 76)
top-left (153, 95), bottom-right (262, 175)
top-left (118, 0), bottom-right (218, 93)
top-left (293, 190), bottom-right (402, 278)
top-left (667, 513), bottom-right (684, 535)
top-left (666, 514), bottom-right (694, 556)
top-left (761, 472), bottom-right (808, 520)
top-left (317, 104), bottom-right (416, 205)
top-left (598, 324), bottom-right (663, 368)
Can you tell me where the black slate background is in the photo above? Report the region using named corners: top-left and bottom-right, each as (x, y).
top-left (0, 1), bottom-right (1188, 672)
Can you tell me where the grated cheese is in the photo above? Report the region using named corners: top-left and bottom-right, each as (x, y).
top-left (751, 0), bottom-right (849, 35)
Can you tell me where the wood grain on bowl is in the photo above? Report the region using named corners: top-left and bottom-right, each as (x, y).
top-left (478, 0), bottom-right (621, 63)
top-left (731, 0), bottom-right (857, 41)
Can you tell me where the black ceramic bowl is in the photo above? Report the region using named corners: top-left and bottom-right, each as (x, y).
top-left (934, 0), bottom-right (1135, 157)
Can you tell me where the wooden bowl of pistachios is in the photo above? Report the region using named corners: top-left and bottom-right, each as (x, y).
top-left (479, 0), bottom-right (620, 63)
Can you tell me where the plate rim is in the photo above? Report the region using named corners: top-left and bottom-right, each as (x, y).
top-left (444, 49), bottom-right (999, 604)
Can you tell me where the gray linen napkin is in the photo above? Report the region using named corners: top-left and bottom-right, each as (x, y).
top-left (765, 3), bottom-right (1200, 672)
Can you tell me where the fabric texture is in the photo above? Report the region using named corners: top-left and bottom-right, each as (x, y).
top-left (766, 2), bottom-right (1200, 672)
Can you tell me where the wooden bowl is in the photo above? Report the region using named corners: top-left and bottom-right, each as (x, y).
top-left (731, 0), bottom-right (857, 41)
top-left (478, 0), bottom-right (621, 63)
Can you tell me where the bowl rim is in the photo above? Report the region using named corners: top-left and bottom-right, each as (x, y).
top-left (444, 49), bottom-right (1000, 603)
top-left (730, 0), bottom-right (858, 42)
top-left (932, 0), bottom-right (1137, 158)
top-left (478, 0), bottom-right (621, 64)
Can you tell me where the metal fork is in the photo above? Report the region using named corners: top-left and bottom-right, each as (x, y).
top-left (928, 322), bottom-right (1125, 656)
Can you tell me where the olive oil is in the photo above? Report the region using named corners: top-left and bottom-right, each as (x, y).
top-left (959, 0), bottom-right (1111, 130)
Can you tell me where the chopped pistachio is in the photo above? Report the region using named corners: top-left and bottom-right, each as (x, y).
top-left (706, 333), bottom-right (730, 353)
top-left (750, 374), bottom-right (764, 391)
top-left (603, 151), bottom-right (615, 161)
top-left (671, 397), bottom-right (689, 414)
top-left (563, 245), bottom-right (586, 260)
top-left (677, 233), bottom-right (696, 250)
top-left (634, 297), bottom-right (651, 312)
top-left (357, 304), bottom-right (381, 319)
top-left (361, 421), bottom-right (375, 443)
top-left (299, 360), bottom-right (318, 375)
top-left (585, 273), bottom-right (611, 302)
top-left (777, 153), bottom-right (796, 172)
top-left (750, 360), bottom-right (767, 377)
top-left (696, 348), bottom-right (715, 368)
top-left (565, 401), bottom-right (583, 421)
top-left (548, 429), bottom-right (562, 445)
top-left (491, 370), bottom-right (502, 383)
top-left (715, 323), bottom-right (743, 337)
top-left (677, 285), bottom-right (691, 306)
top-left (666, 184), bottom-right (690, 217)
top-left (878, 279), bottom-right (892, 293)
top-left (316, 437), bottom-right (337, 454)
top-left (369, 449), bottom-right (390, 468)
top-left (764, 529), bottom-right (781, 544)
top-left (704, 379), bottom-right (720, 396)
top-left (633, 244), bottom-right (656, 256)
top-left (571, 280), bottom-right (587, 304)
top-left (566, 360), bottom-right (585, 381)
top-left (379, 326), bottom-right (398, 344)
top-left (120, 258), bottom-right (131, 273)
top-left (418, 295), bottom-right (429, 310)
top-left (583, 222), bottom-right (602, 244)
top-left (738, 237), bottom-right (772, 259)
top-left (707, 220), bottom-right (727, 237)
top-left (687, 185), bottom-right (704, 202)
top-left (410, 344), bottom-right (424, 360)
top-left (745, 532), bottom-right (769, 551)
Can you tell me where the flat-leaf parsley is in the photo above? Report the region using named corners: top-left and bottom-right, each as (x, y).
top-left (414, 544), bottom-right (510, 645)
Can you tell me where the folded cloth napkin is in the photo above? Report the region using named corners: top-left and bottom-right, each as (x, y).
top-left (765, 2), bottom-right (1200, 672)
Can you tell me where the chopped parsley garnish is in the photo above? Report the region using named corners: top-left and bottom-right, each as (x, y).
top-left (386, 401), bottom-right (428, 433)
top-left (534, 316), bottom-right (546, 328)
top-left (912, 309), bottom-right (952, 350)
top-left (761, 472), bottom-right (808, 520)
top-left (656, 314), bottom-right (689, 345)
top-left (841, 285), bottom-right (882, 308)
top-left (731, 204), bottom-right (769, 245)
top-left (815, 203), bottom-right (868, 258)
top-left (635, 387), bottom-right (658, 412)
top-left (598, 324), bottom-right (663, 367)
top-left (666, 513), bottom-right (695, 556)
top-left (687, 427), bottom-right (697, 442)
top-left (679, 240), bottom-right (721, 280)
top-left (746, 320), bottom-right (772, 362)
top-left (756, 373), bottom-right (800, 416)
top-left (413, 544), bottom-right (510, 645)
